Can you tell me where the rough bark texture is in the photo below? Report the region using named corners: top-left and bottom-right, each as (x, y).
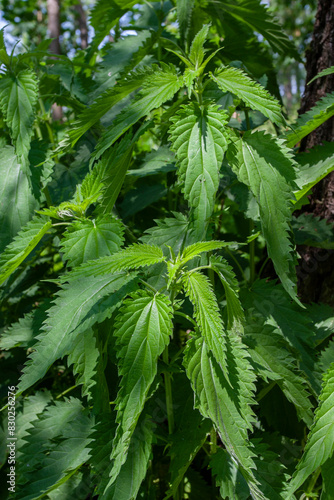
top-left (47, 0), bottom-right (63, 121)
top-left (74, 2), bottom-right (88, 50)
top-left (297, 0), bottom-right (334, 305)
top-left (47, 0), bottom-right (61, 55)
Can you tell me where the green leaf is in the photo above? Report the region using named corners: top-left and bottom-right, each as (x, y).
top-left (293, 142), bottom-right (334, 204)
top-left (210, 66), bottom-right (284, 126)
top-left (209, 255), bottom-right (245, 333)
top-left (63, 68), bottom-right (151, 149)
top-left (62, 243), bottom-right (166, 281)
top-left (92, 30), bottom-right (152, 98)
top-left (188, 24), bottom-right (210, 68)
top-left (287, 363), bottom-right (334, 496)
top-left (0, 69), bottom-right (38, 167)
top-left (182, 271), bottom-right (228, 375)
top-left (308, 66), bottom-right (334, 85)
top-left (244, 318), bottom-right (314, 427)
top-left (181, 240), bottom-right (237, 265)
top-left (92, 64), bottom-right (183, 162)
top-left (321, 454), bottom-right (334, 500)
top-left (127, 146), bottom-right (176, 177)
top-left (121, 184), bottom-right (167, 219)
top-left (292, 214), bottom-right (334, 249)
top-left (67, 328), bottom-right (100, 401)
top-left (240, 280), bottom-right (320, 394)
top-left (210, 0), bottom-right (299, 57)
top-left (169, 103), bottom-right (229, 236)
top-left (166, 373), bottom-right (212, 498)
top-left (227, 132), bottom-right (299, 303)
top-left (211, 440), bottom-right (291, 500)
top-left (18, 272), bottom-right (138, 393)
top-left (0, 302), bottom-right (49, 350)
top-left (176, 0), bottom-right (195, 48)
top-left (15, 391), bottom-right (52, 456)
top-left (108, 291), bottom-right (173, 486)
top-left (0, 146), bottom-right (38, 253)
top-left (183, 336), bottom-right (261, 498)
top-left (140, 212), bottom-right (192, 256)
top-left (284, 92), bottom-right (334, 148)
top-left (104, 414), bottom-right (154, 499)
top-left (0, 215), bottom-right (52, 285)
top-left (18, 398), bottom-right (93, 499)
top-left (100, 136), bottom-right (134, 213)
top-left (60, 216), bottom-right (124, 268)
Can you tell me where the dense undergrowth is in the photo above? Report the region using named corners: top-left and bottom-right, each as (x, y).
top-left (1, 1), bottom-right (334, 498)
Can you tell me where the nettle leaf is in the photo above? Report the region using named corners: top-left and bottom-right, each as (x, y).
top-left (293, 142), bottom-right (334, 204)
top-left (308, 65), bottom-right (334, 84)
top-left (169, 103), bottom-right (229, 236)
top-left (104, 414), bottom-right (154, 499)
top-left (62, 243), bottom-right (166, 281)
top-left (240, 280), bottom-right (319, 394)
top-left (184, 336), bottom-right (261, 499)
top-left (287, 363), bottom-right (334, 496)
top-left (211, 440), bottom-right (290, 500)
top-left (63, 68), bottom-right (151, 149)
top-left (284, 92), bottom-right (334, 148)
top-left (228, 132), bottom-right (299, 303)
top-left (0, 146), bottom-right (38, 252)
top-left (181, 239), bottom-right (238, 265)
top-left (166, 373), bottom-right (212, 498)
top-left (0, 301), bottom-right (49, 350)
top-left (18, 272), bottom-right (138, 393)
top-left (321, 454), bottom-right (334, 499)
top-left (292, 213), bottom-right (334, 249)
top-left (209, 0), bottom-right (299, 57)
top-left (60, 216), bottom-right (124, 267)
top-left (210, 66), bottom-right (284, 126)
top-left (92, 64), bottom-right (184, 162)
top-left (176, 0), bottom-right (195, 47)
top-left (140, 212), bottom-right (193, 255)
top-left (209, 255), bottom-right (245, 332)
top-left (127, 146), bottom-right (176, 178)
top-left (99, 136), bottom-right (134, 213)
top-left (0, 215), bottom-right (52, 285)
top-left (67, 328), bottom-right (100, 401)
top-left (18, 398), bottom-right (93, 498)
top-left (92, 30), bottom-right (152, 98)
top-left (244, 319), bottom-right (314, 427)
top-left (0, 69), bottom-right (38, 166)
top-left (108, 291), bottom-right (173, 486)
top-left (182, 271), bottom-right (228, 375)
top-left (188, 24), bottom-right (210, 68)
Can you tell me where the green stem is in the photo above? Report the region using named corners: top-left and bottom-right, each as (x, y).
top-left (56, 384), bottom-right (77, 399)
top-left (249, 219), bottom-right (255, 285)
top-left (174, 311), bottom-right (197, 328)
top-left (210, 427), bottom-right (217, 454)
top-left (163, 345), bottom-right (174, 435)
top-left (306, 467), bottom-right (321, 496)
top-left (245, 108), bottom-right (251, 130)
top-left (225, 247), bottom-right (247, 282)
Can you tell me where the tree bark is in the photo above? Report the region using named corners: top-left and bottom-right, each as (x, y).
top-left (47, 0), bottom-right (61, 55)
top-left (47, 0), bottom-right (63, 121)
top-left (297, 0), bottom-right (334, 305)
top-left (74, 1), bottom-right (88, 50)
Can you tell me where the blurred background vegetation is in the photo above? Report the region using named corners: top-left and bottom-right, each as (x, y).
top-left (0, 0), bottom-right (317, 117)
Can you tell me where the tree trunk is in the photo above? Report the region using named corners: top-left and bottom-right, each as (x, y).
top-left (74, 1), bottom-right (88, 50)
top-left (47, 0), bottom-right (63, 121)
top-left (297, 0), bottom-right (334, 305)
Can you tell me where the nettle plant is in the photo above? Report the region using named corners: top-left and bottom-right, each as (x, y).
top-left (1, 1), bottom-right (334, 499)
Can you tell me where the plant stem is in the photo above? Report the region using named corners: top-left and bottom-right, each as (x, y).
top-left (249, 219), bottom-right (255, 285)
top-left (306, 467), bottom-right (321, 496)
top-left (210, 427), bottom-right (217, 454)
top-left (163, 345), bottom-right (174, 435)
top-left (56, 384), bottom-right (77, 399)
